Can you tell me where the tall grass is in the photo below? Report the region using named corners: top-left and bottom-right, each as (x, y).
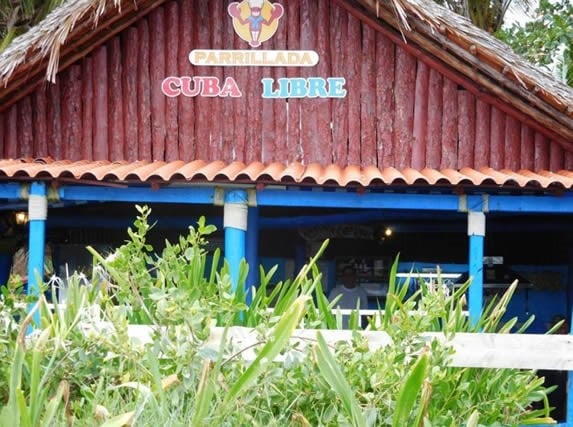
top-left (0, 206), bottom-right (555, 426)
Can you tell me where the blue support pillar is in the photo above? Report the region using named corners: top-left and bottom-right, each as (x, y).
top-left (245, 206), bottom-right (259, 304)
top-left (468, 211), bottom-right (485, 326)
top-left (224, 190), bottom-right (248, 295)
top-left (565, 307), bottom-right (573, 426)
top-left (27, 182), bottom-right (48, 327)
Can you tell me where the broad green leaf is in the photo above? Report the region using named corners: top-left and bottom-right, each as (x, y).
top-left (392, 351), bottom-right (430, 427)
top-left (314, 332), bottom-right (367, 427)
top-left (223, 295), bottom-right (309, 406)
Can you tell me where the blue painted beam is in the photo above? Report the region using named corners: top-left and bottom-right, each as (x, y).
top-left (488, 194), bottom-right (573, 213)
top-left (257, 190), bottom-right (460, 210)
top-left (59, 185), bottom-right (216, 204)
top-left (57, 185), bottom-right (573, 214)
top-left (0, 183), bottom-right (23, 199)
top-left (46, 216), bottom-right (224, 230)
top-left (224, 190), bottom-right (248, 295)
top-left (27, 182), bottom-right (47, 328)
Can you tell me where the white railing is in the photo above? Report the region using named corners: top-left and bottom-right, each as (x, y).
top-left (121, 324), bottom-right (573, 371)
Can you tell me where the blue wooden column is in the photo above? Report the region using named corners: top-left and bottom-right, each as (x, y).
top-left (565, 308), bottom-right (573, 426)
top-left (468, 211), bottom-right (485, 326)
top-left (224, 189), bottom-right (248, 295)
top-left (245, 206), bottom-right (259, 304)
top-left (27, 182), bottom-right (48, 326)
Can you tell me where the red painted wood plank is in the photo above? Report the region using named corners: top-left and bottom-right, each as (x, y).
top-left (504, 115), bottom-right (520, 170)
top-left (149, 7), bottom-right (166, 160)
top-left (271, 3), bottom-right (287, 162)
top-left (123, 28), bottom-right (139, 162)
top-left (260, 63), bottom-right (275, 162)
top-left (317, 0), bottom-right (333, 164)
top-left (165, 1), bottom-right (179, 162)
top-left (534, 132), bottom-right (549, 170)
top-left (298, 0), bottom-right (319, 164)
top-left (565, 152), bottom-right (573, 170)
top-left (207, 0), bottom-right (224, 161)
top-left (81, 57), bottom-right (93, 160)
top-left (346, 12), bottom-right (362, 166)
top-left (93, 47), bottom-right (108, 160)
top-left (376, 33), bottom-right (395, 167)
top-left (412, 60), bottom-right (429, 169)
top-left (137, 19), bottom-right (152, 161)
top-left (62, 65), bottom-right (82, 160)
top-left (361, 22), bottom-right (377, 167)
top-left (108, 38), bottom-right (124, 161)
top-left (441, 78), bottom-right (458, 168)
top-left (489, 106), bottom-right (505, 170)
top-left (474, 99), bottom-right (490, 168)
top-left (286, 0), bottom-right (301, 162)
top-left (245, 69), bottom-right (263, 163)
top-left (457, 90), bottom-right (475, 167)
top-left (178, 0), bottom-right (194, 161)
top-left (331, 1), bottom-right (348, 165)
top-left (32, 89), bottom-right (48, 158)
top-left (18, 96), bottom-right (34, 158)
top-left (261, 67), bottom-right (275, 163)
top-left (425, 69), bottom-right (442, 169)
top-left (549, 141), bottom-right (564, 171)
top-left (520, 125), bottom-right (534, 170)
top-left (231, 18), bottom-right (247, 163)
top-left (47, 82), bottom-right (63, 159)
top-left (220, 0), bottom-right (236, 163)
top-left (195, 2), bottom-right (211, 161)
top-left (5, 105), bottom-right (17, 158)
top-left (394, 47), bottom-right (416, 169)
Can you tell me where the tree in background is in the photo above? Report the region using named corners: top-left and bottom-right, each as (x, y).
top-left (498, 0), bottom-right (573, 86)
top-left (0, 0), bottom-right (63, 50)
top-left (434, 0), bottom-right (533, 32)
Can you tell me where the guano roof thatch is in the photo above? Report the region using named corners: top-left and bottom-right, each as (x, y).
top-left (0, 0), bottom-right (571, 140)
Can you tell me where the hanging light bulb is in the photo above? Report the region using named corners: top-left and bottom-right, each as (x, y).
top-left (15, 212), bottom-right (28, 225)
top-left (384, 227), bottom-right (393, 237)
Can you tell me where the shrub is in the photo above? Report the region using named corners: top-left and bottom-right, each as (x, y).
top-left (0, 206), bottom-right (555, 426)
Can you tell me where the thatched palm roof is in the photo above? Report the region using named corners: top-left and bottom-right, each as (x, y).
top-left (0, 0), bottom-right (571, 139)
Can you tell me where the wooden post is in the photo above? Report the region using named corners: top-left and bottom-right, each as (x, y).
top-left (425, 69), bottom-right (442, 168)
top-left (474, 99), bottom-right (490, 168)
top-left (412, 61), bottom-right (429, 169)
top-left (441, 78), bottom-right (458, 168)
top-left (468, 211), bottom-right (485, 326)
top-left (27, 182), bottom-right (47, 328)
top-left (225, 190), bottom-right (248, 295)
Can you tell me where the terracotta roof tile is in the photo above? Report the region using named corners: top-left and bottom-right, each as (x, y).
top-left (0, 159), bottom-right (571, 190)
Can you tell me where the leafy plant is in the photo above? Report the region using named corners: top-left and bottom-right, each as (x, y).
top-left (498, 0), bottom-right (572, 86)
top-left (0, 206), bottom-right (556, 426)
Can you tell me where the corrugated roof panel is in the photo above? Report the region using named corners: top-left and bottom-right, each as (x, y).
top-left (0, 159), bottom-right (571, 190)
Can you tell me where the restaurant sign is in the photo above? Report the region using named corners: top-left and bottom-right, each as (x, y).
top-left (161, 0), bottom-right (346, 99)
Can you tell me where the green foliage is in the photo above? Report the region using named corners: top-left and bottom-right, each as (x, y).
top-left (0, 0), bottom-right (65, 51)
top-left (498, 0), bottom-right (573, 86)
top-left (434, 0), bottom-right (533, 33)
top-left (0, 206), bottom-right (556, 426)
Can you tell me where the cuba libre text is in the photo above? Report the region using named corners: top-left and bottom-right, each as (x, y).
top-left (261, 77), bottom-right (346, 98)
top-left (161, 76), bottom-right (242, 97)
top-left (161, 76), bottom-right (347, 99)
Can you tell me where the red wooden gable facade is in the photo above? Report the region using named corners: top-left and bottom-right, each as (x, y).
top-left (1, 0), bottom-right (571, 172)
